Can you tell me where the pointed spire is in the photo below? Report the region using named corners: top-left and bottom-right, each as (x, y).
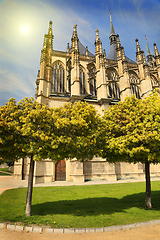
top-left (135, 38), bottom-right (144, 64)
top-left (143, 52), bottom-right (147, 64)
top-left (95, 29), bottom-right (100, 41)
top-left (145, 35), bottom-right (151, 56)
top-left (154, 43), bottom-right (159, 56)
top-left (86, 46), bottom-right (88, 56)
top-left (135, 38), bottom-right (141, 52)
top-left (73, 24), bottom-right (78, 38)
top-left (43, 34), bottom-right (47, 50)
top-left (48, 21), bottom-right (53, 36)
top-left (47, 21), bottom-right (53, 49)
top-left (109, 10), bottom-right (115, 35)
top-left (104, 49), bottom-right (106, 58)
top-left (95, 29), bottom-right (102, 55)
top-left (108, 10), bottom-right (117, 53)
top-left (145, 35), bottom-right (153, 63)
top-left (40, 34), bottom-right (47, 62)
top-left (71, 24), bottom-right (79, 53)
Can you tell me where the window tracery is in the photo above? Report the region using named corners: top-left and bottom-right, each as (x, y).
top-left (129, 72), bottom-right (140, 99)
top-left (51, 62), bottom-right (65, 93)
top-left (106, 69), bottom-right (120, 99)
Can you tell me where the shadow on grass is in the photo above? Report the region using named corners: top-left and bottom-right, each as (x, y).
top-left (32, 191), bottom-right (160, 216)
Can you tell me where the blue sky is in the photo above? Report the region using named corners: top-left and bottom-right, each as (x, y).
top-left (0, 0), bottom-right (160, 106)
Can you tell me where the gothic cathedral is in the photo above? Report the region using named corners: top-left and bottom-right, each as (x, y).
top-left (14, 12), bottom-right (160, 183)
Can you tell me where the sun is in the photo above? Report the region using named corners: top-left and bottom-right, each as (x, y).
top-left (21, 25), bottom-right (30, 34)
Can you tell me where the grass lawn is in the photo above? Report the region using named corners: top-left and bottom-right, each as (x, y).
top-left (0, 168), bottom-right (13, 175)
top-left (0, 181), bottom-right (160, 228)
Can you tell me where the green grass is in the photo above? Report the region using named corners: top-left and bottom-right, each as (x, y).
top-left (0, 182), bottom-right (160, 228)
top-left (0, 168), bottom-right (13, 175)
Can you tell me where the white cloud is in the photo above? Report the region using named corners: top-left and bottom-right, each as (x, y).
top-left (0, 69), bottom-right (35, 97)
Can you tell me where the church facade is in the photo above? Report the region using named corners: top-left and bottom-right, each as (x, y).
top-left (14, 13), bottom-right (160, 183)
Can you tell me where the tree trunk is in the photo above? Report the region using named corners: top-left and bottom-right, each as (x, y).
top-left (25, 154), bottom-right (35, 216)
top-left (145, 162), bottom-right (152, 208)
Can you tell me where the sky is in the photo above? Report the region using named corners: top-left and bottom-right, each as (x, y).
top-left (0, 0), bottom-right (160, 106)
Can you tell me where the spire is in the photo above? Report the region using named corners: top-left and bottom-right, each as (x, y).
top-left (40, 34), bottom-right (47, 63)
top-left (48, 21), bottom-right (53, 36)
top-left (43, 34), bottom-right (47, 50)
top-left (72, 24), bottom-right (78, 39)
top-left (95, 29), bottom-right (102, 55)
top-left (143, 52), bottom-right (147, 65)
top-left (86, 46), bottom-right (88, 56)
top-left (154, 43), bottom-right (159, 57)
top-left (47, 21), bottom-right (53, 49)
top-left (107, 10), bottom-right (117, 60)
top-left (95, 29), bottom-right (101, 42)
top-left (145, 36), bottom-right (153, 63)
top-left (145, 35), bottom-right (151, 56)
top-left (71, 24), bottom-right (79, 52)
top-left (109, 10), bottom-right (115, 35)
top-left (135, 38), bottom-right (144, 64)
top-left (135, 38), bottom-right (141, 53)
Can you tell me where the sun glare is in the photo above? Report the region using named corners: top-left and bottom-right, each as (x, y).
top-left (21, 25), bottom-right (30, 34)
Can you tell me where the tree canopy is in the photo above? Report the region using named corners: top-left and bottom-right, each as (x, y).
top-left (0, 97), bottom-right (101, 215)
top-left (101, 91), bottom-right (160, 163)
top-left (48, 101), bottom-right (101, 161)
top-left (101, 91), bottom-right (160, 208)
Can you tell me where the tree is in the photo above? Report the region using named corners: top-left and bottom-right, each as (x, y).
top-left (0, 98), bottom-right (26, 163)
top-left (0, 98), bottom-right (101, 216)
top-left (101, 91), bottom-right (160, 208)
top-left (0, 97), bottom-right (54, 216)
top-left (48, 101), bottom-right (101, 161)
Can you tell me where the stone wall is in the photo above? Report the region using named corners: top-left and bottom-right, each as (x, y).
top-left (13, 158), bottom-right (160, 184)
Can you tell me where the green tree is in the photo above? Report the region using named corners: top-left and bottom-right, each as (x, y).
top-left (0, 98), bottom-right (101, 216)
top-left (0, 98), bottom-right (25, 163)
top-left (101, 91), bottom-right (160, 208)
top-left (48, 101), bottom-right (101, 161)
top-left (0, 97), bottom-right (54, 216)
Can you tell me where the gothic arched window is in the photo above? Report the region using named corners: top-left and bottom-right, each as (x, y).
top-left (80, 68), bottom-right (86, 95)
top-left (106, 70), bottom-right (120, 99)
top-left (52, 62), bottom-right (65, 93)
top-left (108, 82), bottom-right (120, 99)
top-left (130, 85), bottom-right (140, 99)
top-left (129, 72), bottom-right (140, 99)
top-left (90, 78), bottom-right (97, 96)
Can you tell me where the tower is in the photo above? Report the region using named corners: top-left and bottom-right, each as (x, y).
top-left (36, 21), bottom-right (54, 105)
top-left (107, 10), bottom-right (117, 61)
